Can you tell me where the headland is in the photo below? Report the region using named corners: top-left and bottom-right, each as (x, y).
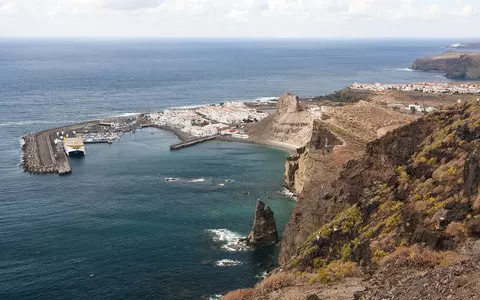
top-left (412, 51), bottom-right (480, 80)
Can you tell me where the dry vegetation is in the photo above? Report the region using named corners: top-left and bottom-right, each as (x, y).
top-left (379, 245), bottom-right (467, 269)
top-left (223, 273), bottom-right (299, 300)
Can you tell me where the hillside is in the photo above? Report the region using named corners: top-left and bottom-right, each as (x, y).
top-left (227, 99), bottom-right (480, 299)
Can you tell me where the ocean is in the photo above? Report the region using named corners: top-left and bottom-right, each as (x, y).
top-left (0, 39), bottom-right (457, 299)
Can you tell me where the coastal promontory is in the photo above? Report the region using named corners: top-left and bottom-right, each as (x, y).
top-left (412, 51), bottom-right (480, 80)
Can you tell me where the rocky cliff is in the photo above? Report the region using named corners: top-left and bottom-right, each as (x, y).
top-left (226, 99), bottom-right (480, 300)
top-left (412, 52), bottom-right (480, 80)
top-left (279, 101), bottom-right (415, 264)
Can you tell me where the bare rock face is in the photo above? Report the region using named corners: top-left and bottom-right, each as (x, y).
top-left (246, 200), bottom-right (279, 247)
top-left (276, 93), bottom-right (301, 115)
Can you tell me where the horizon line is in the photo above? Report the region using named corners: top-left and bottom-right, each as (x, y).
top-left (0, 36), bottom-right (479, 41)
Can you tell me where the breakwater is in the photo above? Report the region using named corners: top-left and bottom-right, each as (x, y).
top-left (22, 121), bottom-right (98, 174)
top-left (22, 116), bottom-right (140, 175)
top-left (170, 135), bottom-right (217, 150)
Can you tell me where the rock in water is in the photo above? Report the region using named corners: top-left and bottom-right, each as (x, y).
top-left (246, 200), bottom-right (279, 247)
top-left (276, 93), bottom-right (301, 114)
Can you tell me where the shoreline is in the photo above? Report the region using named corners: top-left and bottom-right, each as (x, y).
top-left (217, 136), bottom-right (298, 155)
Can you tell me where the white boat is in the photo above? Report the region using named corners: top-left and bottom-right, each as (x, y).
top-left (63, 137), bottom-right (85, 156)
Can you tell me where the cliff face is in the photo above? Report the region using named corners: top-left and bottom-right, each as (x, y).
top-left (279, 102), bottom-right (415, 264)
top-left (285, 101), bottom-right (480, 272)
top-left (412, 52), bottom-right (480, 80)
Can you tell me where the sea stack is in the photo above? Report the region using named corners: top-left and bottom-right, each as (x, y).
top-left (246, 200), bottom-right (279, 247)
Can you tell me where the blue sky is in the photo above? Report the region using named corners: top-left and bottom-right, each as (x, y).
top-left (0, 0), bottom-right (479, 38)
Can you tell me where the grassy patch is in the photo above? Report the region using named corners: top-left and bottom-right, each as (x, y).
top-left (308, 261), bottom-right (357, 284)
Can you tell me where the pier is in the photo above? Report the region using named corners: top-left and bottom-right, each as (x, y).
top-left (56, 150), bottom-right (72, 175)
top-left (170, 136), bottom-right (217, 150)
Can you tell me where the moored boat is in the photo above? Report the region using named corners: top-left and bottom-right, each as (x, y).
top-left (63, 137), bottom-right (85, 156)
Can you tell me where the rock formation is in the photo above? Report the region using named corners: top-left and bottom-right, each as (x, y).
top-left (246, 92), bottom-right (315, 148)
top-left (246, 200), bottom-right (279, 247)
top-left (412, 51), bottom-right (480, 80)
top-left (276, 92), bottom-right (302, 114)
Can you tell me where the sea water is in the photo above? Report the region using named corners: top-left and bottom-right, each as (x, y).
top-left (0, 39), bottom-right (458, 299)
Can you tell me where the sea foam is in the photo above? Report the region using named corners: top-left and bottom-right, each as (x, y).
top-left (281, 187), bottom-right (297, 200)
top-left (215, 259), bottom-right (243, 267)
top-left (206, 229), bottom-right (250, 252)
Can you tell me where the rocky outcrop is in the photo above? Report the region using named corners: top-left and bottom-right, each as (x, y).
top-left (246, 200), bottom-right (279, 247)
top-left (412, 51), bottom-right (480, 80)
top-left (276, 93), bottom-right (302, 114)
top-left (309, 120), bottom-right (343, 151)
top-left (246, 93), bottom-right (314, 148)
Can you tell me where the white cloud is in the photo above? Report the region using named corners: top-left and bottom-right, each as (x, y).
top-left (0, 0), bottom-right (479, 37)
top-left (102, 0), bottom-right (163, 11)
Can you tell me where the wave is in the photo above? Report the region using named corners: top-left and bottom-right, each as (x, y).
top-left (188, 178), bottom-right (205, 183)
top-left (18, 137), bottom-right (25, 167)
top-left (252, 96), bottom-right (278, 102)
top-left (215, 259), bottom-right (243, 267)
top-left (115, 112), bottom-right (141, 117)
top-left (394, 68), bottom-right (414, 72)
top-left (206, 229), bottom-right (250, 252)
top-left (255, 271), bottom-right (268, 279)
top-left (0, 120), bottom-right (58, 127)
top-left (164, 177), bottom-right (206, 183)
top-left (450, 43), bottom-right (464, 48)
top-left (281, 187), bottom-right (297, 200)
top-left (208, 295), bottom-right (223, 300)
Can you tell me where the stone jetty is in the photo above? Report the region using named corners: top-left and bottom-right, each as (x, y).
top-left (169, 135), bottom-right (217, 151)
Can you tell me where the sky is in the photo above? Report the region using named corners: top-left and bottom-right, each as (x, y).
top-left (0, 0), bottom-right (479, 38)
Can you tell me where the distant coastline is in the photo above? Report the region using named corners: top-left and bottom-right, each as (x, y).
top-left (411, 51), bottom-right (480, 80)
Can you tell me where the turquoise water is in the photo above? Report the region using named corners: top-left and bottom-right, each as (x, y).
top-left (0, 39), bottom-right (459, 299)
top-left (1, 128), bottom-right (294, 299)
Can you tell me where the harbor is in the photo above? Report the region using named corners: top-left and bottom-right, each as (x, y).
top-left (21, 100), bottom-right (278, 175)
